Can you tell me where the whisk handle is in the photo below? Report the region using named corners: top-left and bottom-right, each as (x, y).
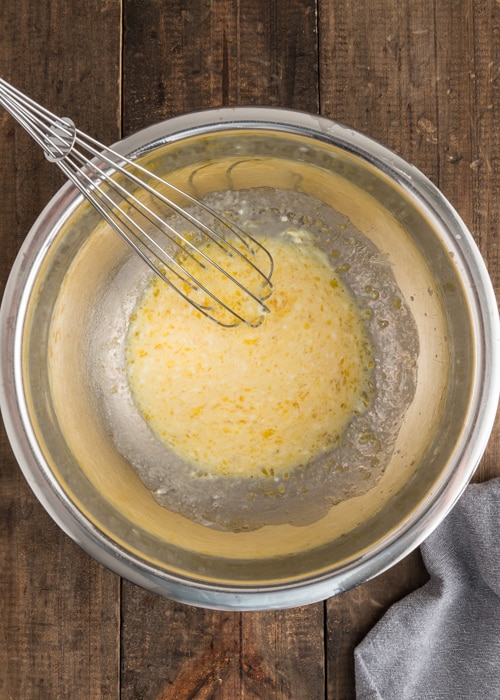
top-left (0, 78), bottom-right (76, 163)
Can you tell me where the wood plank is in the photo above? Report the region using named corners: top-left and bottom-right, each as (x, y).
top-left (240, 606), bottom-right (325, 699)
top-left (319, 1), bottom-right (445, 697)
top-left (326, 552), bottom-right (429, 700)
top-left (0, 1), bottom-right (122, 697)
top-left (319, 0), bottom-right (439, 177)
top-left (0, 476), bottom-right (120, 699)
top-left (123, 0), bottom-right (319, 133)
top-left (320, 1), bottom-right (500, 697)
top-left (120, 589), bottom-right (242, 699)
top-left (452, 0), bottom-right (500, 483)
top-left (121, 1), bottom-right (324, 698)
top-left (120, 587), bottom-right (325, 700)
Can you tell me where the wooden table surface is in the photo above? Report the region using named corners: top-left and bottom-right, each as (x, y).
top-left (1, 0), bottom-right (499, 697)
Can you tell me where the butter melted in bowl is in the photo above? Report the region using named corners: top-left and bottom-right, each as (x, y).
top-left (93, 187), bottom-right (420, 531)
top-left (9, 111), bottom-right (495, 607)
top-left (125, 232), bottom-right (374, 479)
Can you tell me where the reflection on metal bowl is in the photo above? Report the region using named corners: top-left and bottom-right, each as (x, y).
top-left (1, 107), bottom-right (498, 610)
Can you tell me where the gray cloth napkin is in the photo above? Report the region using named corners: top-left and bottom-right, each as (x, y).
top-left (355, 478), bottom-right (500, 700)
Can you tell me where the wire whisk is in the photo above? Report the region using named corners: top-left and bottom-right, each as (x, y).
top-left (0, 79), bottom-right (274, 327)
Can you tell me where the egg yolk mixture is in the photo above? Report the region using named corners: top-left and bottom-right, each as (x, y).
top-left (125, 233), bottom-right (374, 478)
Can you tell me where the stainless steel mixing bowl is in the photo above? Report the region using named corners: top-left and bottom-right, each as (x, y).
top-left (1, 107), bottom-right (499, 610)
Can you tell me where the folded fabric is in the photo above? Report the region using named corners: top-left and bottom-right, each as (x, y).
top-left (355, 478), bottom-right (500, 700)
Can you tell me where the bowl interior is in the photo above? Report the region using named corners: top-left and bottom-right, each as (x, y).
top-left (20, 125), bottom-right (475, 586)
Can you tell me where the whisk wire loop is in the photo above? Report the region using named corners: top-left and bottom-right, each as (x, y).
top-left (54, 140), bottom-right (243, 312)
top-left (0, 79), bottom-right (274, 327)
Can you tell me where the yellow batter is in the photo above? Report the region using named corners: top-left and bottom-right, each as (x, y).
top-left (125, 232), bottom-right (374, 478)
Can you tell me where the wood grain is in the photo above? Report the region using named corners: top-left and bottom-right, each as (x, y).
top-left (120, 586), bottom-right (325, 700)
top-left (0, 1), bottom-right (122, 698)
top-left (461, 0), bottom-right (500, 482)
top-left (319, 2), bottom-right (500, 696)
top-left (121, 2), bottom-right (324, 698)
top-left (326, 552), bottom-right (429, 700)
top-left (122, 0), bottom-right (319, 132)
top-left (1, 0), bottom-right (499, 698)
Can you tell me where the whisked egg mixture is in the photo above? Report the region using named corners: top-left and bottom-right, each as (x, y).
top-left (125, 231), bottom-right (374, 479)
top-left (108, 187), bottom-right (419, 530)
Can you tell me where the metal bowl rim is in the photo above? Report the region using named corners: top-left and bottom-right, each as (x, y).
top-left (1, 106), bottom-right (499, 610)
